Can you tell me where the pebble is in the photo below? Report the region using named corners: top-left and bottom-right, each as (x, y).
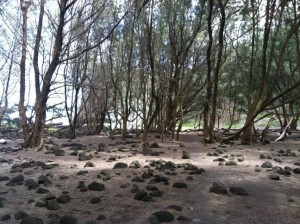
top-left (261, 161), bottom-right (273, 168)
top-left (113, 162), bottom-right (128, 169)
top-left (87, 182), bottom-right (105, 191)
top-left (173, 182), bottom-right (187, 188)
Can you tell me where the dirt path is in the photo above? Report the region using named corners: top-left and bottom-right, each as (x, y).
top-left (0, 132), bottom-right (299, 223)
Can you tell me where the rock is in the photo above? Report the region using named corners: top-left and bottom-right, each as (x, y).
top-left (37, 175), bottom-right (51, 185)
top-left (134, 190), bottom-right (147, 200)
top-left (97, 171), bottom-right (111, 181)
top-left (210, 182), bottom-right (227, 195)
top-left (20, 216), bottom-right (43, 224)
top-left (129, 160), bottom-right (141, 169)
top-left (149, 190), bottom-right (164, 197)
top-left (78, 152), bottom-right (90, 161)
top-left (77, 181), bottom-right (87, 192)
top-left (60, 215), bottom-right (78, 224)
top-left (177, 216), bottom-right (192, 221)
top-left (293, 168), bottom-right (300, 174)
top-left (131, 185), bottom-right (139, 193)
top-left (14, 211), bottom-right (29, 220)
top-left (87, 181), bottom-right (105, 191)
top-left (56, 195), bottom-right (71, 204)
top-left (225, 161), bottom-right (237, 166)
top-left (277, 169), bottom-right (291, 176)
top-left (0, 139), bottom-right (7, 144)
top-left (90, 197), bottom-right (101, 204)
top-left (151, 211), bottom-right (174, 222)
top-left (77, 170), bottom-right (88, 175)
top-left (146, 185), bottom-right (158, 191)
top-left (0, 197), bottom-right (7, 208)
top-left (172, 182), bottom-right (187, 188)
top-left (1, 214), bottom-right (11, 221)
top-left (294, 162), bottom-right (300, 166)
top-left (36, 188), bottom-right (49, 194)
top-left (0, 176), bottom-right (9, 181)
top-left (230, 186), bottom-right (249, 196)
top-left (141, 195), bottom-right (154, 202)
top-left (47, 199), bottom-right (60, 210)
top-left (96, 214), bottom-right (107, 220)
top-left (148, 215), bottom-right (160, 224)
top-left (182, 151), bottom-right (190, 159)
top-left (143, 147), bottom-right (154, 156)
top-left (150, 143), bottom-right (160, 148)
top-left (269, 174), bottom-right (280, 180)
top-left (261, 161), bottom-right (273, 168)
top-left (35, 199), bottom-right (48, 207)
top-left (168, 205), bottom-right (182, 211)
top-left (84, 161), bottom-right (95, 167)
top-left (113, 162), bottom-right (128, 169)
top-left (6, 174), bottom-right (24, 186)
top-left (25, 179), bottom-right (39, 190)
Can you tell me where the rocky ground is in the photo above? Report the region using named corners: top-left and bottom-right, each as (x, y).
top-left (0, 131), bottom-right (300, 224)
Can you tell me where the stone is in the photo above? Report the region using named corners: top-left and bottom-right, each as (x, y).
top-left (36, 188), bottom-right (49, 194)
top-left (84, 161), bottom-right (95, 167)
top-left (60, 215), bottom-right (78, 224)
top-left (90, 197), bottom-right (101, 204)
top-left (35, 199), bottom-right (48, 207)
top-left (1, 214), bottom-right (11, 221)
top-left (148, 215), bottom-right (160, 224)
top-left (293, 168), bottom-right (300, 174)
top-left (225, 161), bottom-right (237, 166)
top-left (210, 182), bottom-right (227, 195)
top-left (87, 181), bottom-right (105, 191)
top-left (172, 182), bottom-right (187, 188)
top-left (146, 185), bottom-right (158, 191)
top-left (182, 151), bottom-right (190, 159)
top-left (134, 190), bottom-right (147, 200)
top-left (152, 211), bottom-right (174, 222)
top-left (78, 152), bottom-right (90, 161)
top-left (20, 217), bottom-right (43, 224)
top-left (113, 162), bottom-right (128, 169)
top-left (150, 143), bottom-right (160, 148)
top-left (0, 176), bottom-right (9, 181)
top-left (230, 186), bottom-right (249, 196)
top-left (6, 174), bottom-right (24, 186)
top-left (14, 211), bottom-right (29, 220)
top-left (56, 195), bottom-right (71, 204)
top-left (168, 205), bottom-right (182, 211)
top-left (77, 181), bottom-right (87, 192)
top-left (96, 214), bottom-right (107, 220)
top-left (177, 216), bottom-right (192, 221)
top-left (141, 195), bottom-right (154, 202)
top-left (25, 179), bottom-right (39, 190)
top-left (149, 190), bottom-right (164, 197)
top-left (269, 174), bottom-right (280, 180)
top-left (47, 199), bottom-right (60, 210)
top-left (261, 161), bottom-right (273, 168)
top-left (129, 160), bottom-right (141, 169)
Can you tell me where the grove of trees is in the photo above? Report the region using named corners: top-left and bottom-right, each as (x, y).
top-left (0, 0), bottom-right (299, 150)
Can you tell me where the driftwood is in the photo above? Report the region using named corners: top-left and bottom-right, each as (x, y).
top-left (260, 116), bottom-right (275, 142)
top-left (275, 119), bottom-right (293, 142)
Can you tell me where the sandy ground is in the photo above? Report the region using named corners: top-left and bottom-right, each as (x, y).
top-left (0, 131), bottom-right (300, 224)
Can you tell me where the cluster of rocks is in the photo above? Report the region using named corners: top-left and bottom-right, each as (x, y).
top-left (210, 182), bottom-right (249, 196)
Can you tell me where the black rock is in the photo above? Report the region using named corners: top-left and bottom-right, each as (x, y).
top-left (269, 174), bottom-right (280, 180)
top-left (6, 174), bottom-right (24, 186)
top-left (60, 215), bottom-right (78, 224)
top-left (25, 179), bottom-right (39, 190)
top-left (90, 197), bottom-right (101, 204)
top-left (134, 190), bottom-right (147, 200)
top-left (15, 211), bottom-right (29, 220)
top-left (1, 214), bottom-right (11, 221)
top-left (141, 195), bottom-right (154, 202)
top-left (113, 162), bottom-right (128, 169)
top-left (182, 151), bottom-right (190, 159)
top-left (46, 199), bottom-right (60, 210)
top-left (150, 143), bottom-right (160, 148)
top-left (172, 182), bottom-right (187, 188)
top-left (151, 211), bottom-right (174, 222)
top-left (87, 181), bottom-right (105, 191)
top-left (210, 182), bottom-right (227, 195)
top-left (76, 181), bottom-right (87, 192)
top-left (35, 199), bottom-right (48, 207)
top-left (261, 161), bottom-right (273, 168)
top-left (225, 161), bottom-right (237, 166)
top-left (0, 176), bottom-right (9, 181)
top-left (146, 185), bottom-right (158, 191)
top-left (84, 161), bottom-right (95, 167)
top-left (37, 175), bottom-right (51, 185)
top-left (96, 214), bottom-right (107, 220)
top-left (168, 205), bottom-right (182, 211)
top-left (293, 168), bottom-right (300, 174)
top-left (230, 186), bottom-right (249, 196)
top-left (0, 197), bottom-right (7, 208)
top-left (56, 195), bottom-right (71, 204)
top-left (177, 216), bottom-right (192, 221)
top-left (77, 170), bottom-right (88, 175)
top-left (20, 216), bottom-right (43, 224)
top-left (78, 152), bottom-right (90, 161)
top-left (149, 190), bottom-right (164, 197)
top-left (36, 188), bottom-right (49, 194)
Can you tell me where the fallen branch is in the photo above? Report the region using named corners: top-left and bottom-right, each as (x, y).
top-left (275, 119), bottom-right (293, 142)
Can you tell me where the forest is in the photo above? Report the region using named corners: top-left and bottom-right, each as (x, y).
top-left (0, 0), bottom-right (299, 149)
top-left (0, 1), bottom-right (300, 224)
